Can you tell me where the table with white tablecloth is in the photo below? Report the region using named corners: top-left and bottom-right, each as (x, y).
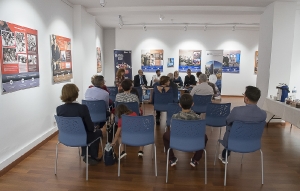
top-left (262, 98), bottom-right (300, 128)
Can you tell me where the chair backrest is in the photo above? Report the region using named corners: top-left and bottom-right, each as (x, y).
top-left (166, 103), bottom-right (182, 127)
top-left (191, 95), bottom-right (212, 113)
top-left (121, 115), bottom-right (155, 146)
top-left (205, 103), bottom-right (231, 127)
top-left (153, 88), bottom-right (174, 111)
top-left (107, 86), bottom-right (118, 102)
top-left (82, 100), bottom-right (107, 123)
top-left (134, 86), bottom-right (143, 103)
top-left (54, 115), bottom-right (87, 147)
top-left (227, 121), bottom-right (266, 153)
top-left (170, 119), bottom-right (206, 152)
top-left (115, 101), bottom-right (140, 123)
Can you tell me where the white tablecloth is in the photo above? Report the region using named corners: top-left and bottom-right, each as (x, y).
top-left (262, 98), bottom-right (300, 128)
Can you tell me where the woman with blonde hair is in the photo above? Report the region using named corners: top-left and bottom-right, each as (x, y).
top-left (173, 70), bottom-right (183, 86)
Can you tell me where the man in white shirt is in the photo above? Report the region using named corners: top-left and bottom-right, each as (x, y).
top-left (190, 74), bottom-right (214, 96)
top-left (152, 69), bottom-right (161, 84)
top-left (85, 75), bottom-right (109, 109)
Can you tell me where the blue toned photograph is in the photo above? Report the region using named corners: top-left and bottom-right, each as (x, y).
top-left (167, 58), bottom-right (174, 67)
top-left (222, 50), bottom-right (241, 73)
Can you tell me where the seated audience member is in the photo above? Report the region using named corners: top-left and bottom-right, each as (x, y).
top-left (153, 76), bottom-right (173, 125)
top-left (56, 84), bottom-right (105, 165)
top-left (163, 94), bottom-right (208, 167)
top-left (184, 69), bottom-right (196, 87)
top-left (134, 69), bottom-right (147, 87)
top-left (190, 74), bottom-right (214, 96)
top-left (219, 86), bottom-right (267, 164)
top-left (116, 79), bottom-right (139, 104)
top-left (115, 68), bottom-right (125, 91)
top-left (89, 75), bottom-right (113, 106)
top-left (167, 73), bottom-right (179, 103)
top-left (152, 69), bottom-right (162, 84)
top-left (111, 104), bottom-right (144, 158)
top-left (85, 75), bottom-right (110, 127)
top-left (173, 70), bottom-right (183, 86)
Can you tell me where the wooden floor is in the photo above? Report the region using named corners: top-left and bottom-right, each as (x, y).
top-left (1, 97), bottom-right (300, 191)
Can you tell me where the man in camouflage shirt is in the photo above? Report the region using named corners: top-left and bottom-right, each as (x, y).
top-left (163, 94), bottom-right (208, 167)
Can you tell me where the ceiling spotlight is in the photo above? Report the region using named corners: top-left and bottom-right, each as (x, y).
top-left (119, 15), bottom-right (124, 29)
top-left (159, 14), bottom-right (164, 21)
top-left (232, 25), bottom-right (236, 31)
top-left (204, 25), bottom-right (207, 31)
top-left (99, 0), bottom-right (106, 7)
top-left (184, 25), bottom-right (187, 31)
top-left (143, 25), bottom-right (147, 31)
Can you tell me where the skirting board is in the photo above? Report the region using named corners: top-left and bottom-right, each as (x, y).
top-left (0, 127), bottom-right (58, 176)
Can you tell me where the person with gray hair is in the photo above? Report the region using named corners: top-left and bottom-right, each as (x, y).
top-left (190, 74), bottom-right (214, 96)
top-left (85, 75), bottom-right (109, 109)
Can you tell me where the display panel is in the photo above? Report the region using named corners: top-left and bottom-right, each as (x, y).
top-left (222, 50), bottom-right (241, 73)
top-left (97, 47), bottom-right (102, 73)
top-left (114, 50), bottom-right (132, 79)
top-left (141, 49), bottom-right (163, 72)
top-left (179, 50), bottom-right (201, 72)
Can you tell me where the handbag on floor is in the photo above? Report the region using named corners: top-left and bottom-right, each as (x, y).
top-left (104, 143), bottom-right (117, 166)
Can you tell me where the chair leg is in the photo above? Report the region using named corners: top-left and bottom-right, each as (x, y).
top-left (166, 148), bottom-right (170, 183)
top-left (260, 149), bottom-right (264, 184)
top-left (214, 140), bottom-right (220, 166)
top-left (100, 137), bottom-right (103, 157)
top-left (219, 128), bottom-right (222, 140)
top-left (78, 147), bottom-right (81, 157)
top-left (224, 149), bottom-right (228, 186)
top-left (118, 144), bottom-right (122, 177)
top-left (86, 147), bottom-right (88, 180)
top-left (241, 154), bottom-right (244, 165)
top-left (55, 142), bottom-right (59, 175)
top-left (154, 144), bottom-right (157, 176)
top-left (204, 149), bottom-right (207, 184)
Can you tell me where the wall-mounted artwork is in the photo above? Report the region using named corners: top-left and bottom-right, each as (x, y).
top-left (179, 50), bottom-right (201, 72)
top-left (222, 50), bottom-right (241, 73)
top-left (51, 34), bottom-right (72, 84)
top-left (167, 58), bottom-right (174, 67)
top-left (97, 47), bottom-right (102, 73)
top-left (254, 51), bottom-right (258, 74)
top-left (141, 49), bottom-right (163, 72)
top-left (0, 20), bottom-right (40, 94)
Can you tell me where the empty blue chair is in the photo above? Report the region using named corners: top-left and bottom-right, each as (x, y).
top-left (166, 119), bottom-right (207, 184)
top-left (205, 103), bottom-right (231, 165)
top-left (217, 121), bottom-right (266, 186)
top-left (153, 88), bottom-right (174, 124)
top-left (118, 115), bottom-right (157, 177)
top-left (107, 86), bottom-right (118, 102)
top-left (191, 95), bottom-right (212, 114)
top-left (54, 115), bottom-right (103, 180)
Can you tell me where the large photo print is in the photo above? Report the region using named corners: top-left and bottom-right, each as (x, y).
top-left (222, 50), bottom-right (241, 73)
top-left (179, 50), bottom-right (201, 72)
top-left (141, 49), bottom-right (164, 72)
top-left (0, 20), bottom-right (39, 94)
top-left (51, 34), bottom-right (72, 84)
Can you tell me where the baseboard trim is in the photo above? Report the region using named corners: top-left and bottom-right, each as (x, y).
top-left (0, 130), bottom-right (58, 177)
top-left (221, 95), bottom-right (244, 97)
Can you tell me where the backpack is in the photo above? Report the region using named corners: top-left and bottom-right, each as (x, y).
top-left (104, 143), bottom-right (117, 166)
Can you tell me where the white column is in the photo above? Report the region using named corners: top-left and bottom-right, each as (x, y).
top-left (256, 1), bottom-right (297, 107)
top-left (103, 28), bottom-right (116, 86)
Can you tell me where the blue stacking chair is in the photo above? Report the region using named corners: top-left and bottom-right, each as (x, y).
top-left (82, 100), bottom-right (109, 142)
top-left (166, 103), bottom-right (182, 131)
top-left (153, 88), bottom-right (174, 123)
top-left (118, 115), bottom-right (157, 177)
top-left (191, 95), bottom-right (212, 114)
top-left (166, 119), bottom-right (207, 184)
top-left (107, 86), bottom-right (118, 102)
top-left (113, 101), bottom-right (140, 141)
top-left (133, 86), bottom-right (144, 115)
top-left (54, 116), bottom-right (103, 180)
top-left (205, 103), bottom-right (231, 165)
top-left (217, 121), bottom-right (266, 186)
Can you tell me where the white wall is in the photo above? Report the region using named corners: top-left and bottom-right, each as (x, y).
top-left (0, 0), bottom-right (104, 170)
top-left (0, 0), bottom-right (72, 170)
top-left (290, 10), bottom-right (300, 99)
top-left (113, 27), bottom-right (258, 95)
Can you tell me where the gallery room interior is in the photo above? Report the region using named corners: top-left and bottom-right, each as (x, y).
top-left (0, 0), bottom-right (300, 190)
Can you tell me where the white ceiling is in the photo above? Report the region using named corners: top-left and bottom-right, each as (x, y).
top-left (66, 0), bottom-right (300, 28)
